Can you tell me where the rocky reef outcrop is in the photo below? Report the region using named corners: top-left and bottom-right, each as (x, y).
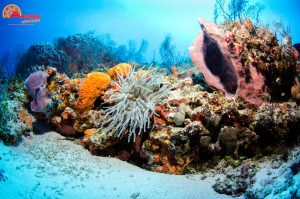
top-left (134, 78), bottom-right (300, 174)
top-left (3, 53), bottom-right (300, 180)
top-left (68, 71), bottom-right (299, 174)
top-left (0, 79), bottom-right (35, 145)
top-left (12, 62), bottom-right (299, 175)
top-left (190, 19), bottom-right (296, 106)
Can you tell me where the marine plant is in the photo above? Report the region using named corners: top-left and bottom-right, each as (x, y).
top-left (16, 42), bottom-right (68, 76)
top-left (214, 0), bottom-right (265, 24)
top-left (159, 34), bottom-right (177, 68)
top-left (101, 67), bottom-right (170, 142)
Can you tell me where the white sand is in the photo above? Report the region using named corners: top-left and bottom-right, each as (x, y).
top-left (0, 131), bottom-right (231, 199)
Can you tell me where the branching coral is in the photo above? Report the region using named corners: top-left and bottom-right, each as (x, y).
top-left (214, 0), bottom-right (265, 24)
top-left (76, 72), bottom-right (111, 112)
top-left (101, 67), bottom-right (170, 142)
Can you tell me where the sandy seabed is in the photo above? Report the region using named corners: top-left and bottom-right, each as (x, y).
top-left (0, 131), bottom-right (230, 199)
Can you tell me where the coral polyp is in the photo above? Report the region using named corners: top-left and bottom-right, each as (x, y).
top-left (101, 67), bottom-right (170, 142)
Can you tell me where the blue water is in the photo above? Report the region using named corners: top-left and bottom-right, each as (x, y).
top-left (0, 0), bottom-right (300, 74)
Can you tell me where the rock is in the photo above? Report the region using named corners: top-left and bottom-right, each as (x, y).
top-left (200, 136), bottom-right (211, 148)
top-left (218, 126), bottom-right (238, 155)
top-left (252, 102), bottom-right (300, 146)
top-left (83, 131), bottom-right (119, 154)
top-left (213, 162), bottom-right (257, 196)
top-left (236, 128), bottom-right (258, 157)
top-left (56, 124), bottom-right (77, 136)
top-left (174, 112), bottom-right (185, 126)
top-left (117, 150), bottom-right (131, 161)
top-left (245, 148), bottom-right (300, 199)
top-left (173, 104), bottom-right (193, 126)
top-left (141, 121), bottom-right (208, 174)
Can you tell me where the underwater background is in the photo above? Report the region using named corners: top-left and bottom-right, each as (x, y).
top-left (0, 0), bottom-right (300, 75)
top-left (0, 0), bottom-right (300, 199)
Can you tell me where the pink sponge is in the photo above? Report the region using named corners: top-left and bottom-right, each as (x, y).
top-left (25, 71), bottom-right (52, 114)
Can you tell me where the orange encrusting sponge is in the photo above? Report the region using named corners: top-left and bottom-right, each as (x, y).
top-left (107, 63), bottom-right (132, 80)
top-left (76, 72), bottom-right (111, 111)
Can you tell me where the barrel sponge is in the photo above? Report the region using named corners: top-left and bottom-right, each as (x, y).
top-left (107, 63), bottom-right (132, 80)
top-left (76, 72), bottom-right (111, 111)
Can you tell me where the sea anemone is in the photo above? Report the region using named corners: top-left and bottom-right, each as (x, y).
top-left (101, 67), bottom-right (169, 142)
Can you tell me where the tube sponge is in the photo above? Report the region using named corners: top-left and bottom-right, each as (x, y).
top-left (76, 72), bottom-right (111, 111)
top-left (107, 63), bottom-right (132, 80)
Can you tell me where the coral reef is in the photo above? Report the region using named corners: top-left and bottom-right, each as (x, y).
top-left (239, 26), bottom-right (296, 101)
top-left (190, 19), bottom-right (296, 105)
top-left (20, 64), bottom-right (300, 177)
top-left (138, 77), bottom-right (299, 174)
top-left (190, 19), bottom-right (266, 106)
top-left (76, 72), bottom-right (111, 112)
top-left (0, 79), bottom-right (34, 145)
top-left (101, 67), bottom-right (169, 142)
top-left (252, 102), bottom-right (300, 147)
top-left (16, 42), bottom-right (68, 76)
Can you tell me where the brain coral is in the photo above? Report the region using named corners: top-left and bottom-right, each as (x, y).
top-left (107, 63), bottom-right (132, 80)
top-left (76, 72), bottom-right (111, 111)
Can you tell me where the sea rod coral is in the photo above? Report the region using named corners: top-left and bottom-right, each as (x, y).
top-left (101, 67), bottom-right (170, 142)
